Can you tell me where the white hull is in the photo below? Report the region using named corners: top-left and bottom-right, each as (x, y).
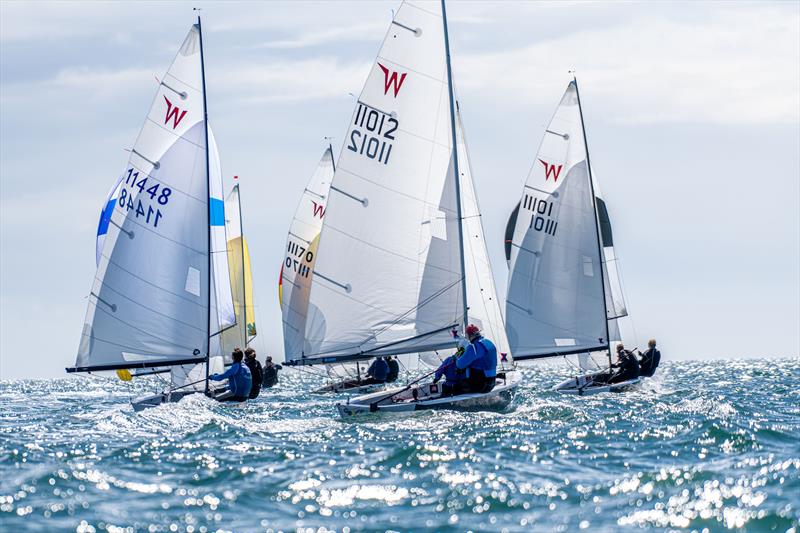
top-left (553, 372), bottom-right (642, 395)
top-left (336, 374), bottom-right (519, 418)
top-left (313, 381), bottom-right (386, 395)
top-left (131, 390), bottom-right (197, 411)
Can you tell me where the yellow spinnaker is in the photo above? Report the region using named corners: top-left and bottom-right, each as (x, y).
top-left (116, 369), bottom-right (132, 382)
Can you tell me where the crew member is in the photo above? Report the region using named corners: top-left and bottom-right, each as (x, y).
top-left (262, 356), bottom-right (282, 388)
top-left (363, 357), bottom-right (389, 385)
top-left (637, 339), bottom-right (661, 377)
top-left (244, 347), bottom-right (263, 399)
top-left (432, 354), bottom-right (463, 396)
top-left (455, 324), bottom-right (498, 393)
top-left (386, 356), bottom-right (400, 383)
top-left (610, 344), bottom-right (640, 383)
top-left (209, 348), bottom-right (252, 402)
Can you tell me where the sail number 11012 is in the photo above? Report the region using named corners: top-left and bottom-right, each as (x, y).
top-left (347, 103), bottom-right (397, 165)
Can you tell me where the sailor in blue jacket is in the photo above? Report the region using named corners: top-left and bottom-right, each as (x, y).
top-left (432, 354), bottom-right (463, 396)
top-left (210, 348), bottom-right (252, 402)
top-left (455, 324), bottom-right (497, 394)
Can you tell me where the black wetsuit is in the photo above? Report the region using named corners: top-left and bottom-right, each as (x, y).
top-left (245, 357), bottom-right (263, 399)
top-left (611, 351), bottom-right (640, 383)
top-left (638, 348), bottom-right (661, 377)
top-left (262, 363), bottom-right (282, 388)
top-left (386, 358), bottom-right (400, 383)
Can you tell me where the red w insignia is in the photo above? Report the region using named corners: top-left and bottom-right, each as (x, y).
top-left (163, 96), bottom-right (187, 129)
top-left (538, 159), bottom-right (563, 183)
top-left (378, 63), bottom-right (407, 97)
top-left (311, 200), bottom-right (325, 219)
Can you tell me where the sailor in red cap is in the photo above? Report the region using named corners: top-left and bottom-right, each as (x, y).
top-left (455, 324), bottom-right (497, 393)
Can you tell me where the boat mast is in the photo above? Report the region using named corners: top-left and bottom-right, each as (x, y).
top-left (198, 15), bottom-right (213, 393)
top-left (441, 0), bottom-right (469, 331)
top-left (328, 139), bottom-right (336, 173)
top-left (572, 75), bottom-right (612, 367)
top-left (236, 182), bottom-right (249, 347)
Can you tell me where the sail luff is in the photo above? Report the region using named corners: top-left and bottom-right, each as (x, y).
top-left (198, 15), bottom-right (212, 392)
top-left (440, 0), bottom-right (469, 331)
top-left (235, 184), bottom-right (249, 345)
top-left (573, 76), bottom-right (611, 352)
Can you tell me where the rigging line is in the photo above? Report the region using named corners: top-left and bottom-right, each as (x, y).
top-left (104, 207), bottom-right (206, 255)
top-left (355, 99), bottom-right (395, 118)
top-left (91, 304), bottom-right (200, 353)
top-left (330, 185), bottom-right (368, 206)
top-left (390, 19), bottom-right (420, 36)
top-left (92, 284), bottom-right (207, 333)
top-left (125, 158), bottom-right (211, 206)
top-left (143, 116), bottom-right (205, 150)
top-left (319, 224), bottom-right (462, 277)
top-left (96, 258), bottom-right (206, 309)
top-left (545, 129), bottom-right (569, 140)
top-left (131, 149), bottom-right (160, 169)
top-left (162, 71), bottom-right (201, 94)
top-left (338, 158), bottom-right (460, 214)
top-left (109, 219), bottom-right (134, 239)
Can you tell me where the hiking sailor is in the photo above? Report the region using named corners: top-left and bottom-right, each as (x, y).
top-left (209, 348), bottom-right (252, 402)
top-left (386, 356), bottom-right (400, 383)
top-left (610, 344), bottom-right (640, 384)
top-left (363, 357), bottom-right (389, 385)
top-left (637, 339), bottom-right (661, 377)
top-left (244, 347), bottom-right (263, 399)
top-left (262, 356), bottom-right (282, 389)
top-left (455, 324), bottom-right (498, 393)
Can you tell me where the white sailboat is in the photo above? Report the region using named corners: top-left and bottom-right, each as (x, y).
top-left (281, 0), bottom-right (518, 416)
top-left (504, 78), bottom-right (639, 395)
top-left (67, 18), bottom-right (241, 409)
top-left (278, 146), bottom-right (378, 393)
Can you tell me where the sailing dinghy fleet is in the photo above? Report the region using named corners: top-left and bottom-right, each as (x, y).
top-left (67, 1), bottom-right (660, 416)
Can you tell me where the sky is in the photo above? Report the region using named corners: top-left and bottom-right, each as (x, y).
top-left (1, 1), bottom-right (798, 380)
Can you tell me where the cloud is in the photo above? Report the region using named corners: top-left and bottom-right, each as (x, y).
top-left (253, 21), bottom-right (387, 50)
top-left (454, 5), bottom-right (800, 125)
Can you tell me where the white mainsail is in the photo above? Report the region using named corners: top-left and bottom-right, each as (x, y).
top-left (295, 1), bottom-right (464, 364)
top-left (505, 81), bottom-right (609, 360)
top-left (280, 146), bottom-right (335, 358)
top-left (72, 22), bottom-right (234, 375)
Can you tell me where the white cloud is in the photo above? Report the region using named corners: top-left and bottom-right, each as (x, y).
top-left (455, 5), bottom-right (800, 125)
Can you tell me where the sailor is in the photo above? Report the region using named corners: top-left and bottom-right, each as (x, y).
top-left (244, 347), bottom-right (263, 399)
top-left (363, 357), bottom-right (390, 385)
top-left (456, 324), bottom-right (498, 393)
top-left (610, 344), bottom-right (640, 383)
top-left (637, 339), bottom-right (661, 377)
top-left (386, 356), bottom-right (400, 383)
top-left (209, 348), bottom-right (252, 402)
top-left (262, 356), bottom-right (282, 388)
top-left (432, 354), bottom-right (463, 396)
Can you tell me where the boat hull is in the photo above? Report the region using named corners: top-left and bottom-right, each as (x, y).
top-left (553, 372), bottom-right (642, 395)
top-left (312, 380), bottom-right (386, 395)
top-left (336, 375), bottom-right (519, 418)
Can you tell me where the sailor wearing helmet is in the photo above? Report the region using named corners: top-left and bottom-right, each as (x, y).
top-left (455, 324), bottom-right (497, 394)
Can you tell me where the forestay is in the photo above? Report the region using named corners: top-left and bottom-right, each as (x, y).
top-left (506, 82), bottom-right (608, 360)
top-left (220, 182), bottom-right (257, 355)
top-left (281, 147), bottom-right (335, 360)
top-left (73, 24), bottom-right (234, 372)
top-left (297, 1), bottom-right (464, 364)
top-left (455, 107), bottom-right (513, 369)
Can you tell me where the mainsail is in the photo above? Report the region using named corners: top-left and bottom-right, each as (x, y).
top-left (289, 1), bottom-right (509, 371)
top-left (505, 81), bottom-right (611, 360)
top-left (69, 21), bottom-right (234, 375)
top-left (280, 146), bottom-right (335, 358)
top-left (293, 1), bottom-right (464, 365)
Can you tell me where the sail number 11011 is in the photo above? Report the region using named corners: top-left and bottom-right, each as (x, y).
top-left (347, 103), bottom-right (397, 165)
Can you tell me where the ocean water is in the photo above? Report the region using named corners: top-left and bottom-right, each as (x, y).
top-left (1, 358), bottom-right (798, 533)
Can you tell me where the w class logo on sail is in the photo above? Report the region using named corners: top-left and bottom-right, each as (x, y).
top-left (311, 200), bottom-right (325, 219)
top-left (378, 63), bottom-right (407, 97)
top-left (539, 159), bottom-right (564, 183)
top-left (163, 96), bottom-right (188, 129)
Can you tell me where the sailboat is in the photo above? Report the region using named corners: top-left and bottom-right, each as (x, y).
top-left (281, 0), bottom-right (518, 416)
top-left (504, 78), bottom-right (638, 395)
top-left (66, 18), bottom-right (242, 409)
top-left (278, 145), bottom-right (375, 393)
